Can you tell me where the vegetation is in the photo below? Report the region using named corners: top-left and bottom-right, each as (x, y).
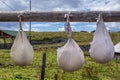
top-left (0, 48), bottom-right (120, 80)
top-left (1, 31), bottom-right (120, 45)
top-left (0, 32), bottom-right (120, 80)
top-left (29, 31), bottom-right (120, 45)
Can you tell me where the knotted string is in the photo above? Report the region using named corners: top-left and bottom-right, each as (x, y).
top-left (64, 12), bottom-right (72, 38)
top-left (18, 14), bottom-right (22, 30)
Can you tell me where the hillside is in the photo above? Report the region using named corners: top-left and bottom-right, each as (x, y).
top-left (1, 31), bottom-right (120, 45)
top-left (26, 31), bottom-right (120, 45)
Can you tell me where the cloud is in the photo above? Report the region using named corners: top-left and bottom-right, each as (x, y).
top-left (0, 0), bottom-right (119, 11)
top-left (0, 22), bottom-right (19, 30)
top-left (0, 22), bottom-right (29, 31)
top-left (84, 0), bottom-right (120, 11)
top-left (0, 0), bottom-right (29, 11)
top-left (31, 0), bottom-right (83, 11)
top-left (21, 22), bottom-right (64, 31)
top-left (105, 22), bottom-right (120, 31)
top-left (0, 0), bottom-right (120, 32)
top-left (58, 27), bottom-right (64, 31)
top-left (58, 25), bottom-right (76, 31)
top-left (85, 23), bottom-right (96, 29)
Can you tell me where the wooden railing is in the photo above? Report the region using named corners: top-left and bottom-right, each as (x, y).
top-left (0, 11), bottom-right (120, 22)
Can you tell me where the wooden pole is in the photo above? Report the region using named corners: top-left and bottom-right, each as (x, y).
top-left (3, 37), bottom-right (6, 48)
top-left (29, 0), bottom-right (31, 43)
top-left (41, 53), bottom-right (46, 80)
top-left (0, 11), bottom-right (120, 22)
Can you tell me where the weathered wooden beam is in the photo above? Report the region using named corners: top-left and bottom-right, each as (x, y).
top-left (0, 11), bottom-right (120, 22)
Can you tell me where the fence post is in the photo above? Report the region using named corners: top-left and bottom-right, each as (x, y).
top-left (40, 53), bottom-right (46, 80)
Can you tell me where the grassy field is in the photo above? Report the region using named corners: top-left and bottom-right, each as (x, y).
top-left (0, 48), bottom-right (120, 80)
top-left (0, 32), bottom-right (120, 80)
top-left (1, 32), bottom-right (120, 44)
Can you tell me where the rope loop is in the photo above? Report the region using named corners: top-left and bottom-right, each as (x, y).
top-left (64, 12), bottom-right (72, 38)
top-left (18, 14), bottom-right (23, 30)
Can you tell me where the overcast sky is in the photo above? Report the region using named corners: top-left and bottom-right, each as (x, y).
top-left (0, 0), bottom-right (120, 32)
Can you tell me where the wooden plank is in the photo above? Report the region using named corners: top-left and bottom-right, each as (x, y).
top-left (0, 11), bottom-right (120, 22)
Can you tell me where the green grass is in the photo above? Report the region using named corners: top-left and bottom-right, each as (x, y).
top-left (0, 48), bottom-right (120, 80)
top-left (0, 32), bottom-right (120, 79)
top-left (28, 31), bottom-right (120, 45)
top-left (29, 32), bottom-right (93, 45)
top-left (1, 32), bottom-right (120, 45)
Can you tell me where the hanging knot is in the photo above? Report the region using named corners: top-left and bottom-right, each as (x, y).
top-left (64, 12), bottom-right (72, 38)
top-left (18, 14), bottom-right (23, 30)
top-left (97, 13), bottom-right (103, 25)
top-left (64, 12), bottom-right (72, 22)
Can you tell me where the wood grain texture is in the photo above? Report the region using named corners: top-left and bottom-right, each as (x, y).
top-left (0, 11), bottom-right (120, 22)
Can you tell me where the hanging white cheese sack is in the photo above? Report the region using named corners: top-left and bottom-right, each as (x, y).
top-left (57, 13), bottom-right (84, 72)
top-left (114, 42), bottom-right (120, 53)
top-left (89, 14), bottom-right (114, 64)
top-left (57, 39), bottom-right (84, 72)
top-left (10, 29), bottom-right (34, 66)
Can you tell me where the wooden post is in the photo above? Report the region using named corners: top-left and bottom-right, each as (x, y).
top-left (29, 0), bottom-right (32, 43)
top-left (0, 11), bottom-right (120, 22)
top-left (3, 37), bottom-right (6, 48)
top-left (41, 53), bottom-right (46, 80)
top-left (11, 37), bottom-right (14, 47)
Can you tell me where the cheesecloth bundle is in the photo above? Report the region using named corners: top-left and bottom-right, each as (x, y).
top-left (57, 13), bottom-right (84, 72)
top-left (10, 15), bottom-right (34, 66)
top-left (89, 14), bottom-right (114, 64)
top-left (114, 42), bottom-right (120, 53)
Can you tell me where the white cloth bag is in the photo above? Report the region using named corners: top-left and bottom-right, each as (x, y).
top-left (89, 14), bottom-right (114, 64)
top-left (57, 13), bottom-right (84, 72)
top-left (114, 42), bottom-right (120, 53)
top-left (57, 38), bottom-right (84, 72)
top-left (10, 17), bottom-right (34, 66)
top-left (10, 30), bottom-right (34, 66)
